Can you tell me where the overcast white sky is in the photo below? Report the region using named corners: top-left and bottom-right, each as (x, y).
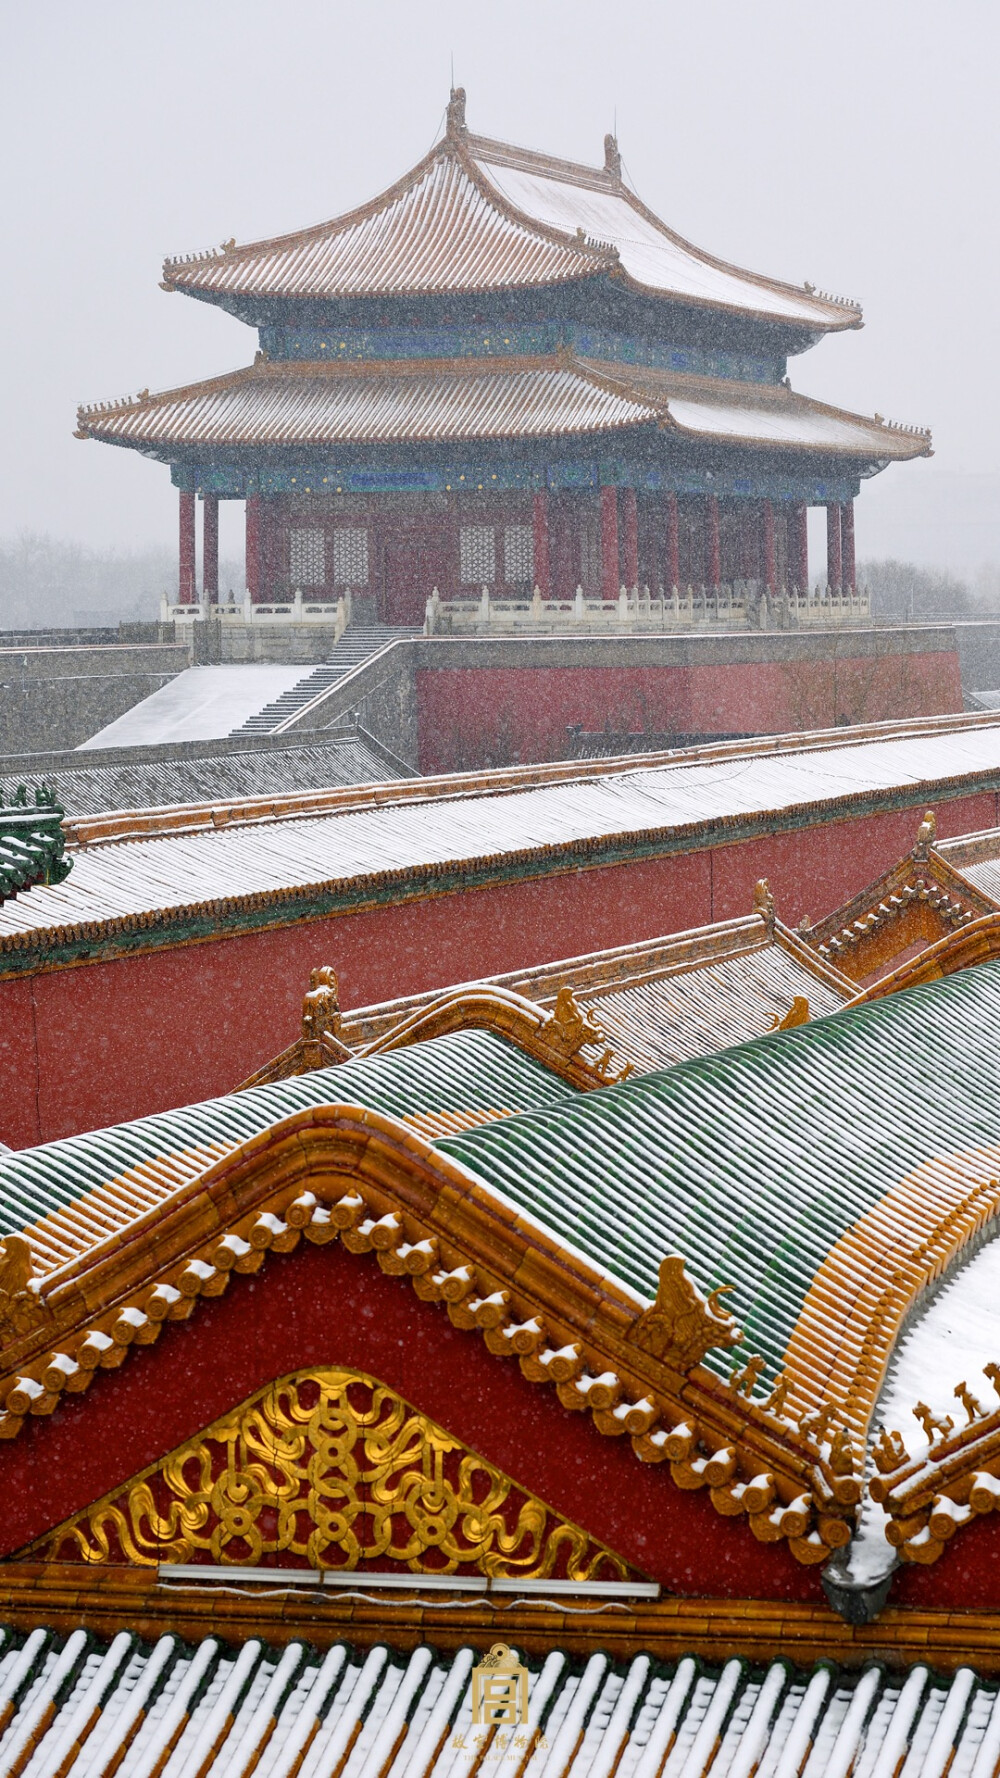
top-left (2, 0), bottom-right (997, 569)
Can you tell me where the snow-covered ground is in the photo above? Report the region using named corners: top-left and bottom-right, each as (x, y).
top-left (77, 665), bottom-right (314, 748)
top-left (848, 1232), bottom-right (1000, 1581)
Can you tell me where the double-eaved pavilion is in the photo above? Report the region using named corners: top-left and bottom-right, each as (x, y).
top-left (76, 91), bottom-right (929, 623)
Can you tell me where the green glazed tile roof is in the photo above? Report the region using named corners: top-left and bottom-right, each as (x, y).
top-left (438, 962), bottom-right (1000, 1385)
top-left (9, 968), bottom-right (1000, 1389)
top-left (0, 1031), bottom-right (575, 1269)
top-left (0, 790), bottom-right (71, 902)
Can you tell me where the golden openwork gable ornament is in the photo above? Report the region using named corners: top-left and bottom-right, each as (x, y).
top-left (30, 1366), bottom-right (636, 1582)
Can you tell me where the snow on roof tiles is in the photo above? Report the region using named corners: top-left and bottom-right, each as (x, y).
top-left (6, 735), bottom-right (408, 819)
top-left (76, 360), bottom-right (657, 449)
top-left (439, 963), bottom-right (1000, 1391)
top-left (474, 148), bottom-right (854, 327)
top-left (338, 915), bottom-right (853, 1069)
top-left (4, 721), bottom-right (1000, 950)
top-left (0, 1029), bottom-right (572, 1273)
top-left (0, 1633), bottom-right (986, 1776)
top-left (77, 356), bottom-right (928, 459)
top-left (162, 119), bottom-right (858, 332)
top-left (10, 957), bottom-right (1000, 1429)
top-left (164, 151), bottom-right (601, 300)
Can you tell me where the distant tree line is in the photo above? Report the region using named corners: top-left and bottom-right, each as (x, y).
top-left (861, 558), bottom-right (1000, 619)
top-left (0, 534), bottom-right (241, 632)
top-left (3, 532), bottom-right (1000, 632)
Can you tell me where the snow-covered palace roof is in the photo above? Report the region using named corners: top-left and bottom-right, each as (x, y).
top-left (8, 962), bottom-right (1000, 1586)
top-left (76, 354), bottom-right (930, 462)
top-left (4, 713), bottom-right (1000, 970)
top-left (159, 94), bottom-right (859, 332)
top-left (0, 1632), bottom-right (991, 1777)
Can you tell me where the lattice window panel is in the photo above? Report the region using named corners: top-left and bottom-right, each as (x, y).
top-left (332, 529), bottom-right (369, 587)
top-left (289, 528), bottom-right (326, 588)
top-left (504, 525), bottom-right (534, 585)
top-left (460, 525), bottom-right (496, 585)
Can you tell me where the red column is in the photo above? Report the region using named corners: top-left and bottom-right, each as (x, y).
top-left (246, 494), bottom-right (262, 602)
top-left (532, 491), bottom-right (551, 596)
top-left (600, 486), bottom-right (620, 598)
top-left (664, 493), bottom-right (680, 590)
top-left (791, 502), bottom-right (809, 593)
top-left (202, 495), bottom-right (219, 602)
top-left (706, 495), bottom-right (721, 588)
top-left (737, 506), bottom-right (752, 581)
top-left (827, 503), bottom-right (843, 591)
top-left (761, 500), bottom-right (777, 594)
top-left (622, 487), bottom-right (639, 590)
top-left (178, 490), bottom-right (196, 605)
top-left (841, 499), bottom-right (856, 592)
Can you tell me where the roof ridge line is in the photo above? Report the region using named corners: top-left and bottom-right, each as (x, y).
top-left (468, 138), bottom-right (862, 333)
top-left (464, 130), bottom-right (622, 194)
top-left (451, 136), bottom-right (615, 266)
top-left (161, 138), bottom-right (457, 281)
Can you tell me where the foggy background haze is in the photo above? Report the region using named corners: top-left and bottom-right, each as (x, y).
top-left (1, 0), bottom-right (997, 621)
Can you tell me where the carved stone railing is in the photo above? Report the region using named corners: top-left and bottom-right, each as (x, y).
top-left (424, 583), bottom-right (871, 636)
top-left (161, 588), bottom-right (352, 636)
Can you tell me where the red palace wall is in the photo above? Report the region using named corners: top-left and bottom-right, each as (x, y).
top-left (0, 1239), bottom-right (819, 1603)
top-left (7, 1240), bottom-right (1000, 1609)
top-left (2, 784), bottom-right (998, 1150)
top-left (415, 652), bottom-right (963, 774)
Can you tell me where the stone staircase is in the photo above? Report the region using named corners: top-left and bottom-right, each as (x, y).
top-left (230, 626), bottom-right (420, 737)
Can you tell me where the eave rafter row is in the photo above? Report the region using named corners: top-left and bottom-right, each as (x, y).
top-left (0, 1107), bottom-right (856, 1567)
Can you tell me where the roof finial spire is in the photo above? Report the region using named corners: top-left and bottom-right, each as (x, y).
top-left (446, 85), bottom-right (467, 138)
top-left (604, 131), bottom-right (621, 179)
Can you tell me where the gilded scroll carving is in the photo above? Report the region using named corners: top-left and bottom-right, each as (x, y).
top-left (629, 1256), bottom-right (741, 1371)
top-left (35, 1366), bottom-right (633, 1581)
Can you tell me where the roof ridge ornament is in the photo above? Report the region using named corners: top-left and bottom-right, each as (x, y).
top-left (912, 808), bottom-right (937, 861)
top-left (628, 1254), bottom-right (741, 1371)
top-left (0, 1238), bottom-right (50, 1342)
top-left (771, 996), bottom-right (810, 1032)
top-left (603, 133), bottom-right (621, 179)
top-left (753, 877), bottom-right (777, 933)
top-left (446, 86), bottom-right (467, 138)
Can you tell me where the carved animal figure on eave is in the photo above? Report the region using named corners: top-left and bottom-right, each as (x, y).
top-left (302, 966), bottom-right (342, 1042)
top-left (955, 1380), bottom-right (985, 1423)
top-left (730, 1353), bottom-right (766, 1396)
top-left (912, 809), bottom-right (937, 860)
top-left (873, 1426), bottom-right (909, 1474)
top-left (544, 987), bottom-right (603, 1058)
top-left (753, 878), bottom-right (777, 932)
top-left (628, 1255), bottom-right (741, 1372)
top-left (0, 1236), bottom-right (50, 1342)
top-left (770, 996), bottom-right (810, 1032)
top-left (300, 965), bottom-right (352, 1067)
top-left (913, 1399), bottom-right (953, 1444)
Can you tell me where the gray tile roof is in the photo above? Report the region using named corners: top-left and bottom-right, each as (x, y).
top-left (0, 732), bottom-right (409, 818)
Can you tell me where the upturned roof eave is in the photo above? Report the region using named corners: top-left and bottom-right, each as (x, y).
top-left (159, 125), bottom-right (861, 335)
top-left (0, 1092), bottom-right (847, 1567)
top-left (160, 135), bottom-right (605, 304)
top-left (74, 349), bottom-right (929, 462)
